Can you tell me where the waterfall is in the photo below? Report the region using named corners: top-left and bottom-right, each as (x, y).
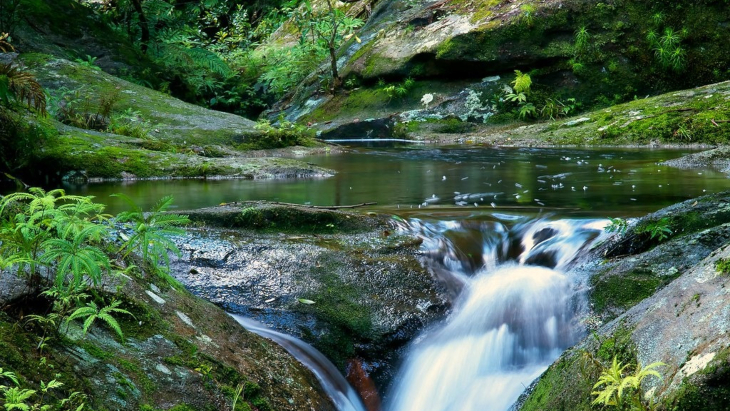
top-left (230, 314), bottom-right (368, 411)
top-left (385, 217), bottom-right (608, 411)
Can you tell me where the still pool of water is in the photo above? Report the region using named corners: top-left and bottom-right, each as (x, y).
top-left (62, 146), bottom-right (730, 217)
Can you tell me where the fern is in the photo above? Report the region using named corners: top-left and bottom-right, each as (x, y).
top-left (113, 194), bottom-right (189, 274)
top-left (3, 387), bottom-right (36, 410)
top-left (511, 70), bottom-right (532, 94)
top-left (0, 63), bottom-right (47, 115)
top-left (41, 225), bottom-right (111, 290)
top-left (0, 368), bottom-right (19, 387)
top-left (67, 300), bottom-right (132, 341)
top-left (592, 357), bottom-right (665, 409)
top-left (154, 44), bottom-right (232, 77)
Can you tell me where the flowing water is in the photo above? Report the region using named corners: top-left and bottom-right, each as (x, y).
top-left (58, 146), bottom-right (730, 410)
top-left (385, 217), bottom-right (608, 411)
top-left (229, 315), bottom-right (367, 411)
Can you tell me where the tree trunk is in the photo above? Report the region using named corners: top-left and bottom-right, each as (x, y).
top-left (130, 0), bottom-right (150, 53)
top-left (329, 44), bottom-right (341, 92)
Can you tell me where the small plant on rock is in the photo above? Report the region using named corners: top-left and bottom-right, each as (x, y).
top-left (66, 299), bottom-right (133, 341)
top-left (636, 217), bottom-right (672, 241)
top-left (605, 217), bottom-right (629, 234)
top-left (592, 357), bottom-right (665, 410)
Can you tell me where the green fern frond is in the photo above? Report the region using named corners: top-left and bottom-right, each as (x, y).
top-left (0, 63), bottom-right (47, 115)
top-left (3, 386), bottom-right (37, 410)
top-left (0, 368), bottom-right (19, 386)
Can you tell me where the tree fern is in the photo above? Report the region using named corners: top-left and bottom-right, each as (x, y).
top-left (66, 300), bottom-right (132, 341)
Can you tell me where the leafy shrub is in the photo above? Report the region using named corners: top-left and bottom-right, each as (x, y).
top-left (113, 194), bottom-right (189, 275)
top-left (241, 119), bottom-right (316, 149)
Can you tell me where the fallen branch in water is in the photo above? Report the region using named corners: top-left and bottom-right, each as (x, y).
top-left (269, 201), bottom-right (377, 210)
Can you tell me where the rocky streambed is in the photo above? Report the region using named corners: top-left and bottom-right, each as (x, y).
top-left (168, 193), bottom-right (730, 411)
top-left (169, 202), bottom-right (448, 390)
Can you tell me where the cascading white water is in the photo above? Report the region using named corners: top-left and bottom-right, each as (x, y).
top-left (229, 314), bottom-right (368, 411)
top-left (386, 217), bottom-right (608, 411)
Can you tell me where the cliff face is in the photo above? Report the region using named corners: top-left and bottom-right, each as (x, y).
top-left (268, 0), bottom-right (730, 136)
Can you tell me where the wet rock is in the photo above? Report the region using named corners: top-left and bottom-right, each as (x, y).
top-left (518, 192), bottom-right (730, 410)
top-left (170, 203), bottom-right (448, 388)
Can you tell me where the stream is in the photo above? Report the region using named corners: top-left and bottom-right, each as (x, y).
top-left (385, 216), bottom-right (607, 411)
top-left (66, 146), bottom-right (730, 410)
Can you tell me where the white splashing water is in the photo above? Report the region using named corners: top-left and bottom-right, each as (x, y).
top-left (386, 217), bottom-right (608, 411)
top-left (230, 315), bottom-right (367, 411)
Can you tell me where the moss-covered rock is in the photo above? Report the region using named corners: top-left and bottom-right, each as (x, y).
top-left (171, 203), bottom-right (447, 386)
top-left (518, 193), bottom-right (730, 410)
top-left (2, 54), bottom-right (334, 183)
top-left (0, 266), bottom-right (337, 411)
top-left (272, 0), bottom-right (730, 134)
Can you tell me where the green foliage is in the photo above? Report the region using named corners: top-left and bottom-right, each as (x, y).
top-left (66, 299), bottom-right (133, 341)
top-left (108, 108), bottom-right (152, 139)
top-left (592, 357), bottom-right (664, 410)
top-left (113, 194), bottom-right (189, 274)
top-left (520, 4), bottom-right (536, 27)
top-left (49, 86), bottom-right (121, 131)
top-left (605, 217), bottom-right (629, 234)
top-left (0, 63), bottom-right (47, 115)
top-left (539, 98), bottom-right (578, 120)
top-left (0, 188), bottom-right (101, 286)
top-left (0, 109), bottom-right (56, 174)
top-left (0, 363), bottom-right (86, 411)
top-left (574, 26), bottom-right (590, 57)
top-left (636, 217), bottom-right (672, 241)
top-left (73, 55), bottom-right (101, 71)
top-left (715, 258), bottom-right (730, 276)
top-left (244, 118), bottom-right (316, 149)
top-left (518, 103), bottom-right (537, 120)
top-left (380, 77), bottom-right (416, 101)
top-left (258, 43), bottom-right (327, 96)
top-left (511, 70), bottom-right (532, 94)
top-left (648, 27), bottom-right (686, 72)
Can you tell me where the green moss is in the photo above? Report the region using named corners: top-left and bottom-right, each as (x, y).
top-left (223, 205), bottom-right (377, 234)
top-left (715, 258), bottom-right (730, 276)
top-left (434, 118), bottom-right (477, 133)
top-left (595, 324), bottom-right (636, 365)
top-left (664, 347), bottom-right (730, 411)
top-left (78, 341), bottom-right (113, 360)
top-left (296, 252), bottom-right (373, 369)
top-left (590, 270), bottom-right (667, 316)
top-left (519, 354), bottom-right (596, 411)
top-left (521, 324), bottom-right (637, 411)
